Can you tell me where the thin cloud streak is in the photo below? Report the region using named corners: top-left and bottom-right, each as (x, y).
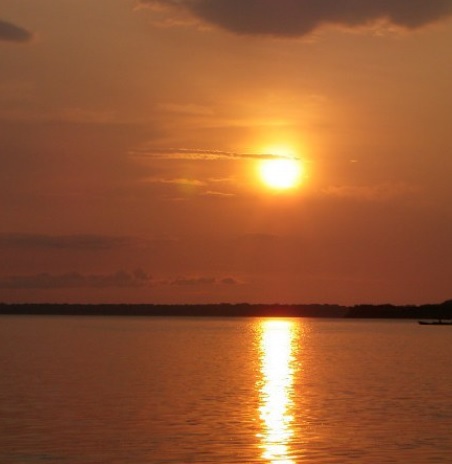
top-left (0, 270), bottom-right (152, 289)
top-left (201, 191), bottom-right (236, 198)
top-left (168, 276), bottom-right (241, 286)
top-left (140, 0), bottom-right (452, 37)
top-left (144, 177), bottom-right (206, 186)
top-left (321, 183), bottom-right (420, 201)
top-left (0, 271), bottom-right (241, 289)
top-left (130, 147), bottom-right (299, 160)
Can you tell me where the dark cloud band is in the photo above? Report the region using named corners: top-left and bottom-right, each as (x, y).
top-left (0, 19), bottom-right (33, 43)
top-left (0, 270), bottom-right (151, 289)
top-left (141, 0), bottom-right (452, 37)
top-left (0, 271), bottom-right (240, 289)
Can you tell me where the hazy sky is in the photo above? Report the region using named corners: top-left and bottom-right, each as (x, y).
top-left (1, 0), bottom-right (451, 305)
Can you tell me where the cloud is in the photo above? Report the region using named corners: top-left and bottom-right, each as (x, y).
top-left (0, 269), bottom-right (152, 289)
top-left (130, 147), bottom-right (298, 160)
top-left (0, 19), bottom-right (33, 43)
top-left (141, 175), bottom-right (237, 200)
top-left (201, 190), bottom-right (236, 198)
top-left (170, 276), bottom-right (216, 286)
top-left (145, 177), bottom-right (206, 186)
top-left (140, 0), bottom-right (452, 37)
top-left (169, 276), bottom-right (241, 286)
top-left (0, 233), bottom-right (139, 250)
top-left (321, 182), bottom-right (419, 201)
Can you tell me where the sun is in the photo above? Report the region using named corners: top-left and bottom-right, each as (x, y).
top-left (259, 158), bottom-right (303, 190)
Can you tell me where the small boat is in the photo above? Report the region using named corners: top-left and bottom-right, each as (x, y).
top-left (418, 320), bottom-right (452, 325)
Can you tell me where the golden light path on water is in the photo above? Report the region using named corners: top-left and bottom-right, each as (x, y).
top-left (258, 320), bottom-right (299, 463)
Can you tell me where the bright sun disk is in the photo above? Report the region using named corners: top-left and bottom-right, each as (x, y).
top-left (259, 158), bottom-right (303, 190)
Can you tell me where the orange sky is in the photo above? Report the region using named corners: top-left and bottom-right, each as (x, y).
top-left (1, 0), bottom-right (451, 304)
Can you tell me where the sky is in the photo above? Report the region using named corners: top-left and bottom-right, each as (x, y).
top-left (0, 0), bottom-right (451, 305)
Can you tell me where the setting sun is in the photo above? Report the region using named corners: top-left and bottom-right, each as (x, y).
top-left (259, 158), bottom-right (304, 190)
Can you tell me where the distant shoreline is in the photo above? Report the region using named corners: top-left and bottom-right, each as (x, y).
top-left (1, 302), bottom-right (451, 319)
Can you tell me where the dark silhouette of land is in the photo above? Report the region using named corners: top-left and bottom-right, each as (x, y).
top-left (1, 300), bottom-right (451, 319)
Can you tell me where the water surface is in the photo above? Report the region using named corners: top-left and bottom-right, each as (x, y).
top-left (1, 316), bottom-right (451, 463)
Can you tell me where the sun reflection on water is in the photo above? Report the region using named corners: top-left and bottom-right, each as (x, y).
top-left (258, 319), bottom-right (299, 463)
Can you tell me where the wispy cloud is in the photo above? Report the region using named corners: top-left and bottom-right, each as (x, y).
top-left (0, 19), bottom-right (33, 43)
top-left (144, 177), bottom-right (206, 186)
top-left (130, 147), bottom-right (299, 160)
top-left (0, 270), bottom-right (241, 289)
top-left (0, 269), bottom-right (151, 289)
top-left (140, 0), bottom-right (452, 37)
top-left (169, 276), bottom-right (241, 286)
top-left (201, 190), bottom-right (236, 198)
top-left (321, 183), bottom-right (419, 201)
